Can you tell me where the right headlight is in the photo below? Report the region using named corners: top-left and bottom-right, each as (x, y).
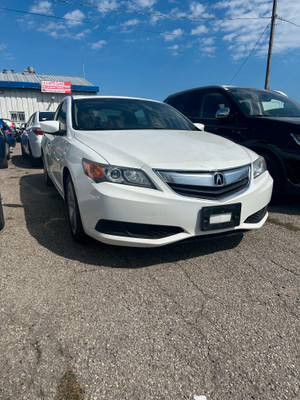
top-left (82, 158), bottom-right (156, 189)
top-left (291, 133), bottom-right (300, 146)
top-left (253, 155), bottom-right (267, 179)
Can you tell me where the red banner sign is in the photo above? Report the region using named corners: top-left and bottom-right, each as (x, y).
top-left (41, 81), bottom-right (71, 93)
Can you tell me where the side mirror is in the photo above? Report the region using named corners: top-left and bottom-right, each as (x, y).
top-left (216, 107), bottom-right (230, 119)
top-left (194, 122), bottom-right (205, 131)
top-left (40, 120), bottom-right (60, 134)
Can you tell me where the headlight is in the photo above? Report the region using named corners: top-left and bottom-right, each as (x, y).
top-left (253, 155), bottom-right (267, 179)
top-left (291, 133), bottom-right (300, 146)
top-left (82, 158), bottom-right (156, 188)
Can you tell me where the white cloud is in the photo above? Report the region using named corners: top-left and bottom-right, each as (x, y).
top-left (30, 1), bottom-right (53, 15)
top-left (162, 28), bottom-right (184, 42)
top-left (122, 18), bottom-right (140, 27)
top-left (90, 0), bottom-right (121, 14)
top-left (127, 0), bottom-right (157, 8)
top-left (201, 46), bottom-right (216, 55)
top-left (90, 40), bottom-right (107, 49)
top-left (0, 44), bottom-right (7, 51)
top-left (191, 25), bottom-right (208, 35)
top-left (64, 10), bottom-right (85, 27)
top-left (170, 2), bottom-right (214, 19)
top-left (214, 0), bottom-right (300, 59)
top-left (168, 44), bottom-right (179, 56)
top-left (74, 29), bottom-right (92, 40)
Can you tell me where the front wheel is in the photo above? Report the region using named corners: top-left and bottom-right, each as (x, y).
top-left (42, 154), bottom-right (53, 186)
top-left (0, 196), bottom-right (5, 230)
top-left (263, 154), bottom-right (284, 202)
top-left (65, 175), bottom-right (87, 243)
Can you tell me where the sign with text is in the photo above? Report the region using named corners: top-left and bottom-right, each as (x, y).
top-left (41, 81), bottom-right (71, 93)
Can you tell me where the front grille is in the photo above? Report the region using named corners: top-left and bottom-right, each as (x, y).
top-left (244, 207), bottom-right (268, 224)
top-left (155, 165), bottom-right (250, 200)
top-left (168, 177), bottom-right (249, 199)
top-left (95, 220), bottom-right (184, 239)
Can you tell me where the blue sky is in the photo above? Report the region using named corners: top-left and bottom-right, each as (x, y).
top-left (1, 0), bottom-right (300, 102)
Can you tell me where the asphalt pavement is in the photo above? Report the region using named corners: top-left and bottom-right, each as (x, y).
top-left (0, 144), bottom-right (299, 400)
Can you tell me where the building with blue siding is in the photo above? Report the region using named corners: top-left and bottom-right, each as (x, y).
top-left (0, 66), bottom-right (99, 126)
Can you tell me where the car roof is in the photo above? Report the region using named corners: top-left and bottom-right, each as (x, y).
top-left (164, 85), bottom-right (284, 99)
top-left (70, 95), bottom-right (163, 104)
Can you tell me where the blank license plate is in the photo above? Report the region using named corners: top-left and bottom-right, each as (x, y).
top-left (201, 203), bottom-right (241, 231)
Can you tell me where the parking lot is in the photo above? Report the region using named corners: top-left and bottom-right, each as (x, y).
top-left (0, 144), bottom-right (299, 400)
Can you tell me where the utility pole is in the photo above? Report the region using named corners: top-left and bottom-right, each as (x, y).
top-left (264, 0), bottom-right (277, 90)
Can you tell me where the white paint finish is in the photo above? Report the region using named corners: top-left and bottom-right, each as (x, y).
top-left (41, 96), bottom-right (273, 247)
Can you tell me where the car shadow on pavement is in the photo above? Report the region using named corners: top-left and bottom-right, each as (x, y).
top-left (20, 173), bottom-right (245, 269)
top-left (268, 194), bottom-right (300, 216)
top-left (11, 149), bottom-right (37, 170)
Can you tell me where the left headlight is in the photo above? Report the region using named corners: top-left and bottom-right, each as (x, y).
top-left (82, 158), bottom-right (156, 189)
top-left (253, 155), bottom-right (267, 179)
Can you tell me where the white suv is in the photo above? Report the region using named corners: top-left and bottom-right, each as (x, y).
top-left (21, 111), bottom-right (55, 166)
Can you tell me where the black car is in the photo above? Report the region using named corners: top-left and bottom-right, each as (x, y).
top-left (0, 193), bottom-right (4, 230)
top-left (0, 125), bottom-right (10, 169)
top-left (164, 86), bottom-right (300, 199)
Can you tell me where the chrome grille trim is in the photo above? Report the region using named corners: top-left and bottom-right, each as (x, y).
top-left (155, 165), bottom-right (251, 200)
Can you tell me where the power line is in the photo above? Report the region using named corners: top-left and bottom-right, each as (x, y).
top-left (277, 16), bottom-right (300, 29)
top-left (228, 23), bottom-right (270, 85)
top-left (0, 5), bottom-right (274, 41)
top-left (51, 0), bottom-right (271, 22)
top-left (0, 6), bottom-right (85, 23)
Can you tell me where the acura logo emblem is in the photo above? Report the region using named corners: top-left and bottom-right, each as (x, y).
top-left (214, 172), bottom-right (224, 186)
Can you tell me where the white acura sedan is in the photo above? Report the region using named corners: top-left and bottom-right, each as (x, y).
top-left (40, 95), bottom-right (273, 247)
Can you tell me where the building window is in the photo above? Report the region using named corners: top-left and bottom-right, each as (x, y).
top-left (10, 112), bottom-right (26, 122)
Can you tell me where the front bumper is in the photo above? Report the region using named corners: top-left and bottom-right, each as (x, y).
top-left (76, 170), bottom-right (273, 247)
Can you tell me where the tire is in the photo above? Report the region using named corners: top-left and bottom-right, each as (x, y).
top-left (0, 196), bottom-right (5, 230)
top-left (65, 175), bottom-right (87, 243)
top-left (263, 154), bottom-right (284, 202)
top-left (6, 143), bottom-right (10, 160)
top-left (21, 143), bottom-right (29, 159)
top-left (0, 154), bottom-right (8, 169)
top-left (29, 145), bottom-right (42, 167)
top-left (42, 154), bottom-right (53, 186)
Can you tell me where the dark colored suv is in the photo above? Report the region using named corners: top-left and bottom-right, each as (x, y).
top-left (164, 86), bottom-right (300, 199)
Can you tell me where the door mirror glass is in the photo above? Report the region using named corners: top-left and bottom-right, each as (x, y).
top-left (216, 107), bottom-right (230, 119)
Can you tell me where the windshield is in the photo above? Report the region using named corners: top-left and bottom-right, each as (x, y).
top-left (229, 88), bottom-right (300, 117)
top-left (72, 98), bottom-right (198, 131)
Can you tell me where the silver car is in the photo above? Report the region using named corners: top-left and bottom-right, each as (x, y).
top-left (21, 111), bottom-right (55, 166)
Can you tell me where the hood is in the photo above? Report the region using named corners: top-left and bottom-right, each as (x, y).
top-left (74, 129), bottom-right (255, 170)
top-left (254, 116), bottom-right (300, 130)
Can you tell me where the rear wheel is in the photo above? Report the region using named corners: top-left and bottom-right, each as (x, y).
top-left (65, 175), bottom-right (87, 243)
top-left (21, 142), bottom-right (29, 159)
top-left (29, 145), bottom-right (42, 167)
top-left (42, 154), bottom-right (53, 186)
top-left (6, 143), bottom-right (10, 160)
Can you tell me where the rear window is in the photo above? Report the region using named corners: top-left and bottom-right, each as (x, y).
top-left (39, 112), bottom-right (55, 121)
